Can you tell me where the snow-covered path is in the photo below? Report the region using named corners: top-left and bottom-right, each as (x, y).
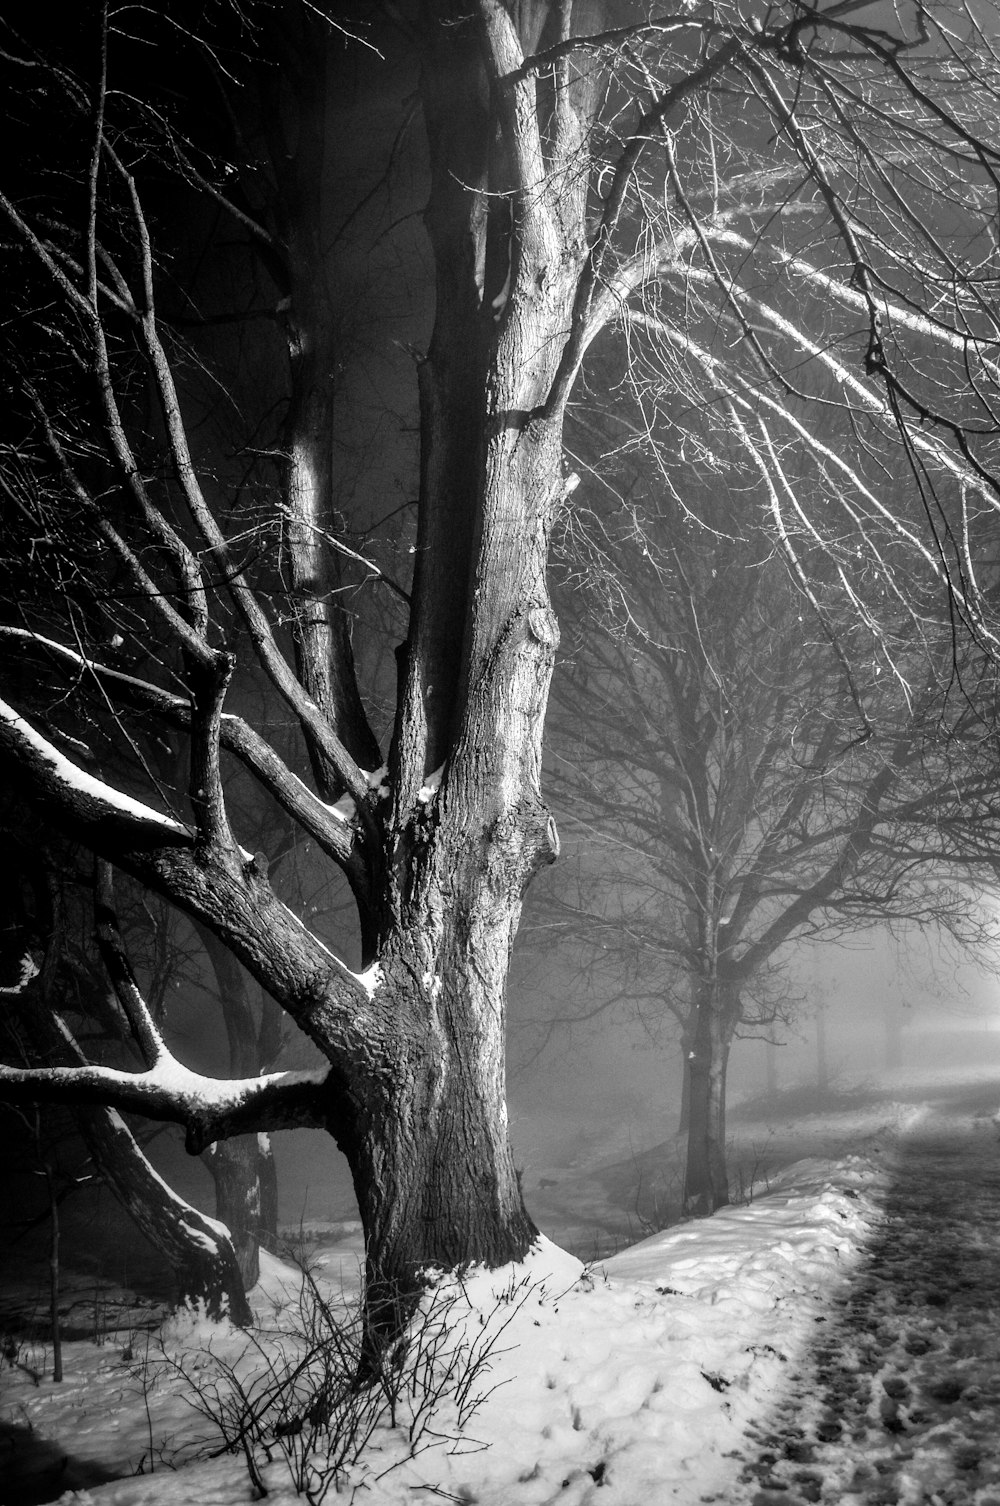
top-left (4, 1078), bottom-right (1000, 1506)
top-left (729, 1115), bottom-right (1000, 1505)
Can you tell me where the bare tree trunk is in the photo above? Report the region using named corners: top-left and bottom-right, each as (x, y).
top-left (683, 980), bottom-right (737, 1216)
top-left (349, 843), bottom-right (546, 1312)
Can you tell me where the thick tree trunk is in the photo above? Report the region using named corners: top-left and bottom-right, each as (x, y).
top-left (683, 979), bottom-right (738, 1217)
top-left (351, 1040), bottom-right (535, 1323)
top-left (76, 1107), bottom-right (252, 1326)
top-left (332, 8), bottom-right (582, 1319)
top-left (343, 831), bottom-right (546, 1315)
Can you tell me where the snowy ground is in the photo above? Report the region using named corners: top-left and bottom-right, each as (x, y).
top-left (1, 1066), bottom-right (998, 1506)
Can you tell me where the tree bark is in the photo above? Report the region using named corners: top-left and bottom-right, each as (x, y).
top-left (683, 977), bottom-right (738, 1216)
top-left (346, 811), bottom-right (552, 1311)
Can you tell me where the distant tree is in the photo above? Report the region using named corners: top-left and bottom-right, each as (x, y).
top-left (1, 2), bottom-right (1000, 1326)
top-left (539, 475), bottom-right (1000, 1214)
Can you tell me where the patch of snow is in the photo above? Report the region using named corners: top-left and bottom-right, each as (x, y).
top-left (142, 1058), bottom-right (327, 1114)
top-left (320, 791), bottom-right (357, 823)
top-left (3, 1147), bottom-right (889, 1506)
top-left (354, 961), bottom-right (384, 998)
top-left (417, 765), bottom-right (445, 804)
top-left (366, 764), bottom-right (391, 799)
top-left (10, 1083), bottom-right (986, 1506)
top-left (0, 951), bottom-right (40, 995)
top-left (176, 1218), bottom-right (228, 1255)
top-left (0, 699), bottom-right (189, 834)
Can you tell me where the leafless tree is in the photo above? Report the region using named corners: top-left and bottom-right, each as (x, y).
top-left (538, 468), bottom-right (1000, 1214)
top-left (1, 1), bottom-right (1000, 1320)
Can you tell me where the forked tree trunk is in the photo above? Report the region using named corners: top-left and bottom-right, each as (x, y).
top-left (683, 979), bottom-right (739, 1216)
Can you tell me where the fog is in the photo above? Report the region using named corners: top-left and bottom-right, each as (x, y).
top-left (224, 922), bottom-right (1000, 1239)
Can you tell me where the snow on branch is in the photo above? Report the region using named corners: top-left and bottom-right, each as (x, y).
top-left (0, 634), bottom-right (361, 868)
top-left (0, 953), bottom-right (41, 997)
top-left (0, 1051), bottom-right (333, 1154)
top-left (0, 697), bottom-right (191, 843)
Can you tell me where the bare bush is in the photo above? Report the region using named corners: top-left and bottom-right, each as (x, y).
top-left (160, 1262), bottom-right (544, 1501)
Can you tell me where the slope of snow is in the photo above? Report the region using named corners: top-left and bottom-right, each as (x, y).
top-left (0, 1102), bottom-right (927, 1506)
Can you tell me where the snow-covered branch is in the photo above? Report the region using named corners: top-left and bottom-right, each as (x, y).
top-left (0, 1053), bottom-right (334, 1154)
top-left (0, 630), bottom-right (362, 868)
top-left (0, 696), bottom-right (192, 845)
